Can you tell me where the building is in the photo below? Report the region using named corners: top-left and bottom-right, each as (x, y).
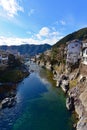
top-left (0, 53), bottom-right (8, 65)
top-left (66, 40), bottom-right (82, 65)
top-left (0, 50), bottom-right (8, 65)
top-left (82, 42), bottom-right (87, 65)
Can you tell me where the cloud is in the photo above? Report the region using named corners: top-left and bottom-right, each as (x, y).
top-left (0, 27), bottom-right (63, 46)
top-left (60, 20), bottom-right (66, 25)
top-left (36, 27), bottom-right (50, 39)
top-left (36, 27), bottom-right (61, 40)
top-left (0, 0), bottom-right (24, 17)
top-left (39, 27), bottom-right (50, 36)
top-left (54, 20), bottom-right (66, 26)
top-left (28, 9), bottom-right (35, 16)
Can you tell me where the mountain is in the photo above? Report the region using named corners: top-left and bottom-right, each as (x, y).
top-left (0, 44), bottom-right (51, 56)
top-left (53, 27), bottom-right (87, 47)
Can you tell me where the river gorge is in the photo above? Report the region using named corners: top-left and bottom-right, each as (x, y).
top-left (0, 62), bottom-right (75, 130)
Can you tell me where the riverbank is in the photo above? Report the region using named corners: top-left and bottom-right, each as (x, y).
top-left (52, 65), bottom-right (87, 130)
top-left (0, 65), bottom-right (29, 84)
top-left (36, 60), bottom-right (87, 130)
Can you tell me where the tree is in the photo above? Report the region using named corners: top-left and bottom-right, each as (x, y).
top-left (8, 54), bottom-right (22, 68)
top-left (8, 54), bottom-right (16, 68)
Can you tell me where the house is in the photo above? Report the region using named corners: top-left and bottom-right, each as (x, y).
top-left (0, 55), bottom-right (2, 63)
top-left (0, 51), bottom-right (8, 65)
top-left (82, 42), bottom-right (87, 65)
top-left (66, 39), bottom-right (82, 65)
top-left (0, 54), bottom-right (8, 65)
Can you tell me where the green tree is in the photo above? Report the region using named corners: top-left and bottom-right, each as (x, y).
top-left (8, 54), bottom-right (16, 68)
top-left (8, 54), bottom-right (22, 68)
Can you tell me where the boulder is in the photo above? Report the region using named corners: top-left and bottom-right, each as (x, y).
top-left (56, 79), bottom-right (62, 87)
top-left (61, 80), bottom-right (69, 93)
top-left (66, 97), bottom-right (74, 110)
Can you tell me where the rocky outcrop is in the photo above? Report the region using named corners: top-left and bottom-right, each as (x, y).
top-left (66, 97), bottom-right (74, 110)
top-left (67, 76), bottom-right (87, 130)
top-left (61, 79), bottom-right (69, 93)
top-left (54, 73), bottom-right (69, 93)
top-left (77, 116), bottom-right (87, 130)
top-left (0, 97), bottom-right (16, 109)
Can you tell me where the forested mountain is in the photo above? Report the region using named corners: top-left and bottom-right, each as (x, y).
top-left (0, 44), bottom-right (51, 56)
top-left (53, 27), bottom-right (87, 47)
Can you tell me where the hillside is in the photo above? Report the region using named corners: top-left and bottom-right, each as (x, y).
top-left (49, 27), bottom-right (87, 66)
top-left (0, 44), bottom-right (51, 56)
top-left (53, 27), bottom-right (87, 47)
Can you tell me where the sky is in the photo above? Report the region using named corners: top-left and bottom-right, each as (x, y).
top-left (0, 0), bottom-right (87, 46)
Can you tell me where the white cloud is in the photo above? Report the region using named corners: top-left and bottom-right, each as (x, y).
top-left (39, 27), bottom-right (50, 36)
top-left (36, 27), bottom-right (50, 39)
top-left (0, 0), bottom-right (24, 17)
top-left (28, 9), bottom-right (35, 16)
top-left (36, 27), bottom-right (61, 40)
top-left (60, 20), bottom-right (66, 25)
top-left (0, 27), bottom-right (63, 46)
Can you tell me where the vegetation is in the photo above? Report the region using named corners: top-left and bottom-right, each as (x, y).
top-left (0, 54), bottom-right (29, 83)
top-left (53, 27), bottom-right (87, 48)
top-left (0, 44), bottom-right (51, 56)
top-left (0, 69), bottom-right (28, 83)
top-left (69, 79), bottom-right (78, 88)
top-left (8, 54), bottom-right (21, 68)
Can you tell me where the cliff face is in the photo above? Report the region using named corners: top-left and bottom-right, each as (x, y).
top-left (68, 73), bottom-right (87, 130)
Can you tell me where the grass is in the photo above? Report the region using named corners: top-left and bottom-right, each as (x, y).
top-left (70, 79), bottom-right (78, 88)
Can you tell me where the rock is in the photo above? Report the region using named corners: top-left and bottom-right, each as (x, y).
top-left (61, 74), bottom-right (69, 80)
top-left (73, 123), bottom-right (77, 128)
top-left (77, 117), bottom-right (87, 130)
top-left (75, 100), bottom-right (84, 118)
top-left (66, 97), bottom-right (74, 110)
top-left (1, 98), bottom-right (10, 108)
top-left (79, 87), bottom-right (87, 112)
top-left (1, 97), bottom-right (16, 109)
top-left (79, 75), bottom-right (86, 83)
top-left (45, 62), bottom-right (52, 70)
top-left (61, 80), bottom-right (69, 93)
top-left (56, 79), bottom-right (62, 87)
top-left (68, 86), bottom-right (80, 97)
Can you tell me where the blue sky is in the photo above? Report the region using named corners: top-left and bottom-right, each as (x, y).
top-left (0, 0), bottom-right (87, 45)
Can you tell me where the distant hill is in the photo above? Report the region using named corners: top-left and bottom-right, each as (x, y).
top-left (0, 44), bottom-right (51, 56)
top-left (53, 27), bottom-right (87, 47)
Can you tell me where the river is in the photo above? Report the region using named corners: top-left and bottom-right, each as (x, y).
top-left (0, 62), bottom-right (75, 130)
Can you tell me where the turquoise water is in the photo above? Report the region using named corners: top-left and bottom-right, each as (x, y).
top-left (0, 64), bottom-right (74, 130)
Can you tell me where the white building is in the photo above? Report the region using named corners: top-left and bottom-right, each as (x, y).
top-left (82, 42), bottom-right (87, 65)
top-left (0, 54), bottom-right (8, 64)
top-left (66, 40), bottom-right (82, 64)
